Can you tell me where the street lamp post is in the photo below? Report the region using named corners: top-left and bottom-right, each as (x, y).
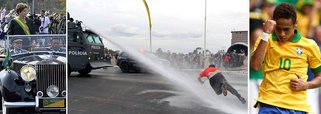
top-left (32, 0), bottom-right (35, 14)
top-left (203, 0), bottom-right (208, 68)
top-left (204, 0), bottom-right (207, 53)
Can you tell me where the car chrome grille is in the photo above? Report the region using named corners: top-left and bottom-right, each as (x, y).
top-left (36, 64), bottom-right (66, 97)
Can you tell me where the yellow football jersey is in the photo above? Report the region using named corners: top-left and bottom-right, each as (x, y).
top-left (256, 30), bottom-right (321, 112)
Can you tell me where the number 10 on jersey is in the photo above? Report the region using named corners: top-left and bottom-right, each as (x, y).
top-left (279, 58), bottom-right (291, 71)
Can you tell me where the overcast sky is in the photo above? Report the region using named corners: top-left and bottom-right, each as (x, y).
top-left (68, 0), bottom-right (248, 53)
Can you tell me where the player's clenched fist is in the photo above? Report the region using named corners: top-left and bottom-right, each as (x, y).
top-left (263, 20), bottom-right (276, 34)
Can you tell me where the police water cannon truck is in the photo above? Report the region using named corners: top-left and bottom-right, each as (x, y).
top-left (68, 15), bottom-right (112, 76)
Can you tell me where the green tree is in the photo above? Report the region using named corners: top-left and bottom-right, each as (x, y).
top-left (59, 0), bottom-right (66, 15)
top-left (0, 0), bottom-right (9, 8)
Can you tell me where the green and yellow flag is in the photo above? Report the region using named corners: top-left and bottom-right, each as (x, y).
top-left (143, 0), bottom-right (152, 31)
top-left (2, 50), bottom-right (13, 69)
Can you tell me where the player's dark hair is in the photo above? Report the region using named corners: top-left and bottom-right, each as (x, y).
top-left (273, 3), bottom-right (296, 24)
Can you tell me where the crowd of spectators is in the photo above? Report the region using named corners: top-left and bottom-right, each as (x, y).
top-left (154, 48), bottom-right (246, 69)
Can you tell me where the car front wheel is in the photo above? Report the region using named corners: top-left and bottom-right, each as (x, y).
top-left (120, 63), bottom-right (129, 73)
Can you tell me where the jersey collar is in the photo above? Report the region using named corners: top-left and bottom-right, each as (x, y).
top-left (272, 30), bottom-right (302, 43)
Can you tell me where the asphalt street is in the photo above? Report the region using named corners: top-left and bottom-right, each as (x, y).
top-left (68, 67), bottom-right (248, 114)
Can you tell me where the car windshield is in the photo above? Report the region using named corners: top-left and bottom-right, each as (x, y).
top-left (3, 34), bottom-right (66, 55)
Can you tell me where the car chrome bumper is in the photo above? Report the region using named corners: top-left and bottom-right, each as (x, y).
top-left (3, 96), bottom-right (66, 110)
top-left (3, 101), bottom-right (35, 108)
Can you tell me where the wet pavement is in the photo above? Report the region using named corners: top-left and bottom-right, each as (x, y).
top-left (68, 67), bottom-right (247, 114)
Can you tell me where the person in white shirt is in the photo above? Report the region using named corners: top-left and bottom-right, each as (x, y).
top-left (0, 7), bottom-right (6, 23)
top-left (39, 10), bottom-right (50, 34)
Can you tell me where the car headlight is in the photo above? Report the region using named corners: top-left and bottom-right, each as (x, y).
top-left (47, 85), bottom-right (59, 98)
top-left (20, 65), bottom-right (37, 82)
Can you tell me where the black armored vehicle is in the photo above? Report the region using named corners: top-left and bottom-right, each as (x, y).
top-left (0, 34), bottom-right (66, 113)
top-left (68, 20), bottom-right (112, 76)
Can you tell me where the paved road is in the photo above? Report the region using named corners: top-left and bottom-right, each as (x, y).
top-left (68, 67), bottom-right (248, 114)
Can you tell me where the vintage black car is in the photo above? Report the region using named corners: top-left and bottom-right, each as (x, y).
top-left (0, 34), bottom-right (66, 114)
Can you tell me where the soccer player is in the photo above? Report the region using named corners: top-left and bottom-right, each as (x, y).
top-left (251, 3), bottom-right (321, 113)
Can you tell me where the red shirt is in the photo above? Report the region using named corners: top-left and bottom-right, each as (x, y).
top-left (224, 55), bottom-right (230, 62)
top-left (199, 67), bottom-right (219, 78)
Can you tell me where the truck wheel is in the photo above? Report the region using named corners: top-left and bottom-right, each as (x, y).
top-left (78, 64), bottom-right (92, 76)
top-left (120, 63), bottom-right (129, 73)
top-left (78, 68), bottom-right (92, 75)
